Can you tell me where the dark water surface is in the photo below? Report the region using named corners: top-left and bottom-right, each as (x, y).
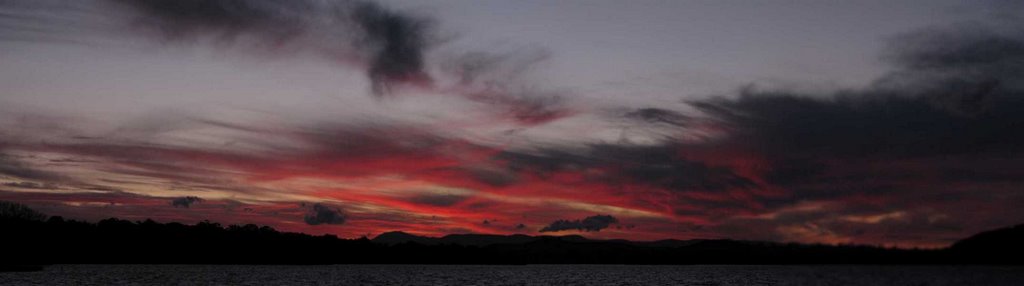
top-left (2, 264), bottom-right (1022, 285)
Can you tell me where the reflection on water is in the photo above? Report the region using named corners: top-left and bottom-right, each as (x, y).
top-left (2, 264), bottom-right (1023, 286)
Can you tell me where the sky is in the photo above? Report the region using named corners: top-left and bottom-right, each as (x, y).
top-left (0, 0), bottom-right (1022, 248)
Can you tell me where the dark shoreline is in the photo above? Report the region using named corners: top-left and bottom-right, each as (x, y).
top-left (3, 201), bottom-right (1021, 266)
top-left (6, 264), bottom-right (1024, 286)
top-left (2, 214), bottom-right (1021, 266)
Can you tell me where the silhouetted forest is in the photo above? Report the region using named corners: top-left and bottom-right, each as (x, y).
top-left (1, 201), bottom-right (1020, 265)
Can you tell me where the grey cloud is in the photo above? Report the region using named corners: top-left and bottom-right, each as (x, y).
top-left (408, 193), bottom-right (469, 207)
top-left (441, 48), bottom-right (574, 125)
top-left (0, 154), bottom-right (67, 182)
top-left (440, 48), bottom-right (549, 86)
top-left (304, 203), bottom-right (346, 225)
top-left (170, 196), bottom-right (203, 208)
top-left (463, 167), bottom-right (518, 187)
top-left (539, 215), bottom-right (618, 233)
top-left (0, 1), bottom-right (573, 126)
top-left (623, 107), bottom-right (690, 127)
top-left (2, 0), bottom-right (434, 95)
top-left (1, 182), bottom-right (59, 190)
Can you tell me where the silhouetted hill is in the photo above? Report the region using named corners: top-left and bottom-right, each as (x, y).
top-left (372, 232), bottom-right (754, 249)
top-left (373, 231), bottom-right (440, 245)
top-left (372, 231), bottom-right (584, 246)
top-left (948, 223), bottom-right (1024, 264)
top-left (951, 224), bottom-right (1024, 251)
top-left (0, 201), bottom-right (1021, 265)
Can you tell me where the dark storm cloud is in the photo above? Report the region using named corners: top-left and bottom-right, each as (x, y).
top-left (304, 203), bottom-right (346, 225)
top-left (690, 23), bottom-right (1024, 161)
top-left (117, 0), bottom-right (433, 95)
top-left (1, 0), bottom-right (433, 95)
top-left (500, 143), bottom-right (757, 193)
top-left (170, 196), bottom-right (203, 208)
top-left (940, 168), bottom-right (1024, 184)
top-left (657, 22), bottom-right (1024, 245)
top-left (691, 90), bottom-right (1024, 160)
top-left (495, 140), bottom-right (767, 218)
top-left (350, 1), bottom-right (431, 95)
top-left (539, 215), bottom-right (618, 233)
top-left (882, 25), bottom-right (1023, 72)
top-left (875, 24), bottom-right (1024, 115)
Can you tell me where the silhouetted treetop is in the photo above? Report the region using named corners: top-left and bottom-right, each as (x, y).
top-left (0, 200), bottom-right (47, 221)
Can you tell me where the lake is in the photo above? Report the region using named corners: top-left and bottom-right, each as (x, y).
top-left (2, 264), bottom-right (1023, 285)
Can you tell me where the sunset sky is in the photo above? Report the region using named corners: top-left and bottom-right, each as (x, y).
top-left (1, 0), bottom-right (1022, 248)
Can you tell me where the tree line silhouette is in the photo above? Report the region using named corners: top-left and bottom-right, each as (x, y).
top-left (1, 201), bottom-right (1020, 265)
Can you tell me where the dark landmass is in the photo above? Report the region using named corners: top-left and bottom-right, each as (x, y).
top-left (1, 201), bottom-right (1021, 265)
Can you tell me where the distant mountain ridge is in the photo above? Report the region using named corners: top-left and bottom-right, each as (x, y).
top-left (372, 231), bottom-right (718, 248)
top-left (1, 201), bottom-right (1022, 265)
top-left (952, 223), bottom-right (1024, 251)
top-left (948, 223), bottom-right (1024, 264)
top-left (373, 231), bottom-right (586, 246)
